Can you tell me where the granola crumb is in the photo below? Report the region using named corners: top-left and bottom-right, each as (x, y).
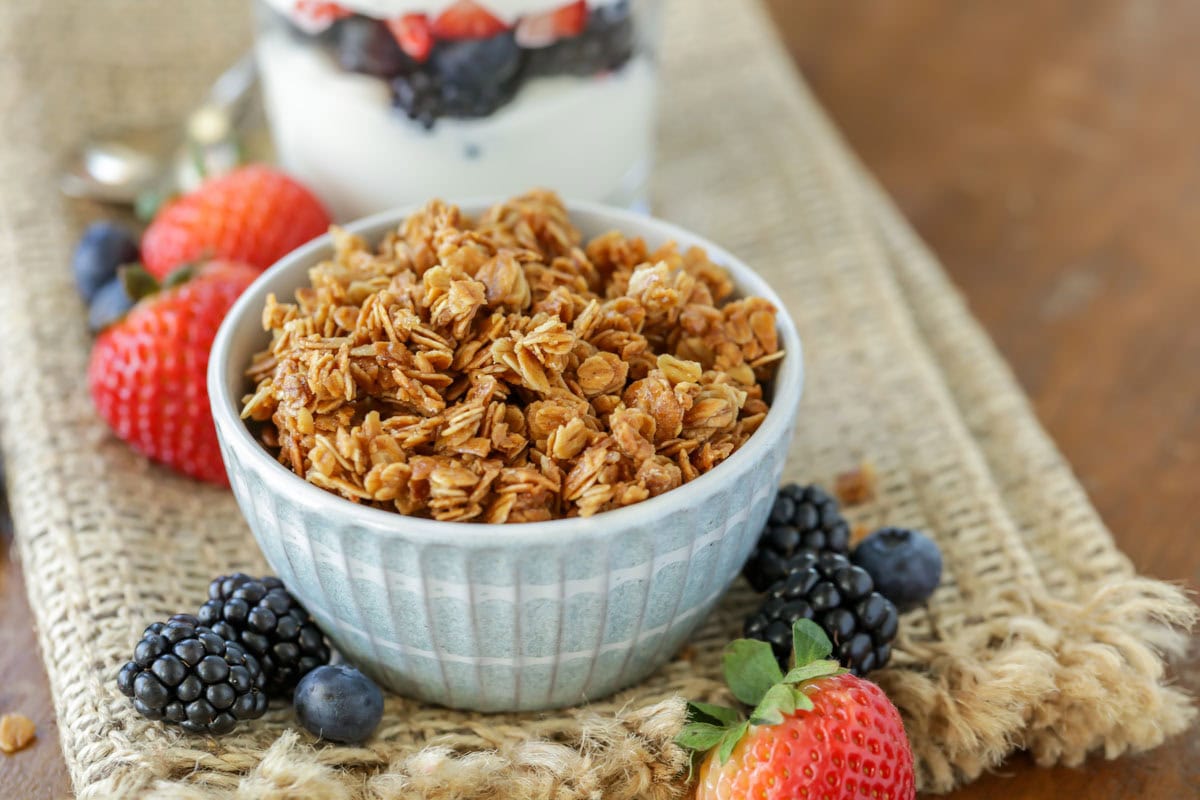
top-left (835, 461), bottom-right (877, 506)
top-left (244, 190), bottom-right (783, 522)
top-left (851, 524), bottom-right (871, 546)
top-left (0, 713), bottom-right (36, 754)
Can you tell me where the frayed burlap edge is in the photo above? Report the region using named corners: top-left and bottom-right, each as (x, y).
top-left (82, 700), bottom-right (688, 800)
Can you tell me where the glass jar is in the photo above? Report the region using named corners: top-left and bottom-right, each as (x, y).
top-left (253, 0), bottom-right (660, 220)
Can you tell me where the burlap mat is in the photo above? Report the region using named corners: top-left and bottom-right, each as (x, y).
top-left (1, 0), bottom-right (1195, 797)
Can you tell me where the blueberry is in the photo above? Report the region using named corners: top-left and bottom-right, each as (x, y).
top-left (73, 221), bottom-right (139, 303)
top-left (87, 277), bottom-right (135, 332)
top-left (852, 527), bottom-right (943, 612)
top-left (337, 16), bottom-right (414, 78)
top-left (432, 32), bottom-right (522, 94)
top-left (294, 664), bottom-right (383, 744)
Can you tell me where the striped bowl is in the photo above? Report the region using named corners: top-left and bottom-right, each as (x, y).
top-left (208, 200), bottom-right (804, 711)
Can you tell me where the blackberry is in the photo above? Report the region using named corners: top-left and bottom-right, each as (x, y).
top-left (744, 551), bottom-right (898, 676)
top-left (742, 483), bottom-right (851, 592)
top-left (337, 16), bottom-right (416, 78)
top-left (198, 574), bottom-right (331, 696)
top-left (117, 613), bottom-right (268, 735)
top-left (526, 2), bottom-right (635, 78)
top-left (392, 70), bottom-right (444, 129)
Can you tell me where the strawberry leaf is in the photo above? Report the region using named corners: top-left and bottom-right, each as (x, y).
top-left (723, 639), bottom-right (785, 706)
top-left (716, 720), bottom-right (750, 765)
top-left (783, 659), bottom-right (844, 685)
top-left (162, 264), bottom-right (198, 289)
top-left (687, 701), bottom-right (741, 727)
top-left (118, 265), bottom-right (160, 302)
top-left (675, 721), bottom-right (728, 752)
top-left (791, 618), bottom-right (833, 666)
top-left (791, 685), bottom-right (815, 712)
top-left (749, 682), bottom-right (797, 726)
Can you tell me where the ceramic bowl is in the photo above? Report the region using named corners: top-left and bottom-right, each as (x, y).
top-left (208, 200), bottom-right (804, 711)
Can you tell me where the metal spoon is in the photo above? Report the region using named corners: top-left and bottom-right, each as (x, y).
top-left (61, 53), bottom-right (258, 205)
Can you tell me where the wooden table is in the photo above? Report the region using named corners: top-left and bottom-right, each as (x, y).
top-left (2, 2), bottom-right (1197, 796)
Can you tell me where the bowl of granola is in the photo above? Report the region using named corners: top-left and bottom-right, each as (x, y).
top-left (208, 191), bottom-right (803, 711)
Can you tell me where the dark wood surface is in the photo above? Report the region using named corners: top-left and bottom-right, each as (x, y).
top-left (2, 2), bottom-right (1198, 796)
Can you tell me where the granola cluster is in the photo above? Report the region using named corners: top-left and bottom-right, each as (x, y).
top-left (242, 191), bottom-right (783, 523)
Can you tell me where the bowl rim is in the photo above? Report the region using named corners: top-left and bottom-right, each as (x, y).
top-left (208, 198), bottom-right (804, 547)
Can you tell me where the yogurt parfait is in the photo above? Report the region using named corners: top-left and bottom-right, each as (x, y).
top-left (254, 1), bottom-right (660, 219)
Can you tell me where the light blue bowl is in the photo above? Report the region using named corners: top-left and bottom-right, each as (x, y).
top-left (208, 200), bottom-right (804, 711)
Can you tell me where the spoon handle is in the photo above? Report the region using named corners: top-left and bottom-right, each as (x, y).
top-left (208, 52), bottom-right (258, 115)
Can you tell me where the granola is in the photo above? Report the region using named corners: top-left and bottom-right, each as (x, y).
top-left (242, 191), bottom-right (783, 522)
top-left (0, 713), bottom-right (36, 754)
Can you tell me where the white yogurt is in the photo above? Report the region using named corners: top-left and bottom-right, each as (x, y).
top-left (256, 28), bottom-right (656, 220)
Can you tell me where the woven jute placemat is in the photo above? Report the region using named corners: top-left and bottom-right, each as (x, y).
top-left (1, 0), bottom-right (1195, 797)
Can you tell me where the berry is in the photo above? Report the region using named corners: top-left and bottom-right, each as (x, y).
top-left (294, 665), bottom-right (384, 744)
top-left (744, 551), bottom-right (898, 676)
top-left (678, 621), bottom-right (916, 800)
top-left (198, 573), bottom-right (332, 696)
top-left (432, 32), bottom-right (523, 95)
top-left (742, 483), bottom-right (851, 592)
top-left (337, 16), bottom-right (416, 77)
top-left (386, 13), bottom-right (434, 62)
top-left (852, 528), bottom-right (943, 612)
top-left (391, 70), bottom-right (444, 129)
top-left (430, 0), bottom-right (509, 40)
top-left (87, 276), bottom-right (135, 332)
top-left (514, 1), bottom-right (587, 48)
top-left (391, 32), bottom-right (523, 129)
top-left (72, 221), bottom-right (139, 303)
top-left (87, 261), bottom-right (259, 484)
top-left (140, 165), bottom-right (331, 279)
top-left (291, 1), bottom-right (353, 35)
top-left (118, 613), bottom-right (268, 734)
top-left (525, 2), bottom-right (634, 78)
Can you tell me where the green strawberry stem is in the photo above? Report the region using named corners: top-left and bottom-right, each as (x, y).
top-left (676, 619), bottom-right (848, 765)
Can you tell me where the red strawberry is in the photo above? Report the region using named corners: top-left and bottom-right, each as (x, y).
top-left (292, 1), bottom-right (352, 34)
top-left (87, 261), bottom-right (260, 485)
top-left (678, 620), bottom-right (916, 800)
top-left (515, 1), bottom-right (587, 48)
top-left (386, 13), bottom-right (434, 62)
top-left (430, 0), bottom-right (509, 39)
top-left (141, 165), bottom-right (331, 280)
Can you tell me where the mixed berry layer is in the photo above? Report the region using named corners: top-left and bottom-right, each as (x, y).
top-left (268, 0), bottom-right (636, 128)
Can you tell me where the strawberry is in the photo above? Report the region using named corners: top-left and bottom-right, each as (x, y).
top-left (430, 0), bottom-right (509, 39)
top-left (678, 620), bottom-right (916, 800)
top-left (87, 261), bottom-right (260, 485)
top-left (141, 165), bottom-right (331, 280)
top-left (292, 1), bottom-right (352, 34)
top-left (515, 1), bottom-right (587, 48)
top-left (386, 13), bottom-right (434, 62)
